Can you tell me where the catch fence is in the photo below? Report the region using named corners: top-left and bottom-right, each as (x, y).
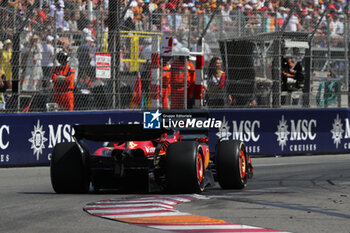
top-left (0, 3), bottom-right (349, 112)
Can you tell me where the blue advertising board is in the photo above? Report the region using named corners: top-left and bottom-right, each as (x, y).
top-left (0, 108), bottom-right (349, 167)
top-left (0, 110), bottom-right (143, 167)
top-left (209, 109), bottom-right (350, 155)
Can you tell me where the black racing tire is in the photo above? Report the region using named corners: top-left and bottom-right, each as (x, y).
top-left (215, 140), bottom-right (248, 189)
top-left (50, 142), bottom-right (90, 193)
top-left (166, 141), bottom-right (205, 194)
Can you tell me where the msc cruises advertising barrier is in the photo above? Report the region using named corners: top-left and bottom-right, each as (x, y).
top-left (209, 109), bottom-right (350, 155)
top-left (0, 111), bottom-right (142, 167)
top-left (0, 108), bottom-right (349, 167)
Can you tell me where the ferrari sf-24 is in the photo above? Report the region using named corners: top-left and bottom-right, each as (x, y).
top-left (50, 124), bottom-right (253, 193)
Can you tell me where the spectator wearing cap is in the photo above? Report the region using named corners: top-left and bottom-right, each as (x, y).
top-left (336, 14), bottom-right (345, 36)
top-left (77, 36), bottom-right (94, 85)
top-left (329, 14), bottom-right (338, 36)
top-left (279, 7), bottom-right (288, 19)
top-left (299, 8), bottom-right (311, 32)
top-left (58, 26), bottom-right (74, 54)
top-left (49, 0), bottom-right (65, 30)
top-left (41, 35), bottom-right (55, 89)
top-left (334, 3), bottom-right (343, 13)
top-left (0, 39), bottom-right (12, 90)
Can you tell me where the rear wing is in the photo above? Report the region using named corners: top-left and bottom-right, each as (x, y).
top-left (161, 110), bottom-right (209, 141)
top-left (74, 124), bottom-right (173, 142)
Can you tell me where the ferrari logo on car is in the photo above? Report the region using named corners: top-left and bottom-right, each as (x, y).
top-left (128, 141), bottom-right (138, 149)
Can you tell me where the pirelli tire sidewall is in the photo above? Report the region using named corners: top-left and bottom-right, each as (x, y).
top-left (215, 140), bottom-right (248, 189)
top-left (166, 141), bottom-right (205, 194)
top-left (50, 142), bottom-right (90, 193)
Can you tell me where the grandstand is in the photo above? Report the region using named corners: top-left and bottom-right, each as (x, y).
top-left (0, 0), bottom-right (348, 112)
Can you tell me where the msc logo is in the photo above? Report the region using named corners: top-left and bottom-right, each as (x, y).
top-left (143, 110), bottom-right (162, 129)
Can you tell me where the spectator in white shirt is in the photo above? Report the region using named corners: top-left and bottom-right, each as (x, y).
top-left (286, 12), bottom-right (300, 32)
top-left (336, 15), bottom-right (345, 36)
top-left (49, 0), bottom-right (65, 30)
top-left (41, 35), bottom-right (55, 89)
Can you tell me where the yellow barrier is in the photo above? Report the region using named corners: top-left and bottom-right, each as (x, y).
top-left (103, 31), bottom-right (162, 72)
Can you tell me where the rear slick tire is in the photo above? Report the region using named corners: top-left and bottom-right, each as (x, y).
top-left (215, 140), bottom-right (248, 189)
top-left (50, 142), bottom-right (90, 193)
top-left (166, 141), bottom-right (205, 194)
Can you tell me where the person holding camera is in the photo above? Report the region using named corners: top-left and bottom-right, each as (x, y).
top-left (51, 51), bottom-right (75, 111)
top-left (22, 34), bottom-right (43, 90)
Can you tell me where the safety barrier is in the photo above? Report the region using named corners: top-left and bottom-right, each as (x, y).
top-left (0, 108), bottom-right (349, 167)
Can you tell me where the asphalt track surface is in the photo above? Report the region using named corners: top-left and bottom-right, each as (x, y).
top-left (1, 154), bottom-right (350, 233)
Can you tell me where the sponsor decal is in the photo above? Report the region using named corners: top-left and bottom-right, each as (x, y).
top-left (28, 120), bottom-right (48, 160)
top-left (275, 115), bottom-right (317, 152)
top-left (29, 120), bottom-right (76, 161)
top-left (0, 125), bottom-right (9, 150)
top-left (216, 116), bottom-right (232, 140)
top-left (216, 116), bottom-right (260, 153)
top-left (128, 142), bottom-right (138, 149)
top-left (275, 115), bottom-right (290, 151)
top-left (0, 125), bottom-right (10, 163)
top-left (145, 146), bottom-right (156, 153)
top-left (330, 114), bottom-right (350, 149)
top-left (331, 114), bottom-right (344, 149)
top-left (47, 124), bottom-right (74, 148)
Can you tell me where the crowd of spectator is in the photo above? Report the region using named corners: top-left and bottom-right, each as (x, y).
top-left (0, 0), bottom-right (348, 71)
top-left (0, 0), bottom-right (348, 109)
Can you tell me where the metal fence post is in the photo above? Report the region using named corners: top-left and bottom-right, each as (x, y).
top-left (346, 14), bottom-right (350, 107)
top-left (303, 41), bottom-right (311, 108)
top-left (184, 56), bottom-right (188, 109)
top-left (151, 35), bottom-right (160, 109)
top-left (271, 39), bottom-right (281, 107)
top-left (238, 10), bottom-right (241, 37)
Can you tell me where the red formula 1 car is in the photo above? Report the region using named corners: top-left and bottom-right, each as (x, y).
top-left (50, 124), bottom-right (253, 194)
